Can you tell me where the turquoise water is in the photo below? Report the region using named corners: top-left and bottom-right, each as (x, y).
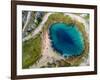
top-left (49, 23), bottom-right (84, 57)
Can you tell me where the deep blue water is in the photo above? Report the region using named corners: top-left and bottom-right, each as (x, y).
top-left (49, 23), bottom-right (84, 57)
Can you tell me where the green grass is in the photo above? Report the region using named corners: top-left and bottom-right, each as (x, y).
top-left (22, 34), bottom-right (42, 69)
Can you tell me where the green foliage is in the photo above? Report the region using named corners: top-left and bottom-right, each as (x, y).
top-left (22, 34), bottom-right (42, 68)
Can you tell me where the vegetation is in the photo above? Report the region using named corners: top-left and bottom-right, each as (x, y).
top-left (22, 34), bottom-right (42, 68)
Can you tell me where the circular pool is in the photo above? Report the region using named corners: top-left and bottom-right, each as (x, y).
top-left (49, 22), bottom-right (84, 57)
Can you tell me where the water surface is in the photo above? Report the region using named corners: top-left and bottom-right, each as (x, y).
top-left (49, 23), bottom-right (84, 57)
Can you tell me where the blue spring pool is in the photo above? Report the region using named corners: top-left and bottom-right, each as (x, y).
top-left (49, 22), bottom-right (84, 57)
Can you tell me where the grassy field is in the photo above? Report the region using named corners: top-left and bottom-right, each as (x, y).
top-left (22, 34), bottom-right (42, 68)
